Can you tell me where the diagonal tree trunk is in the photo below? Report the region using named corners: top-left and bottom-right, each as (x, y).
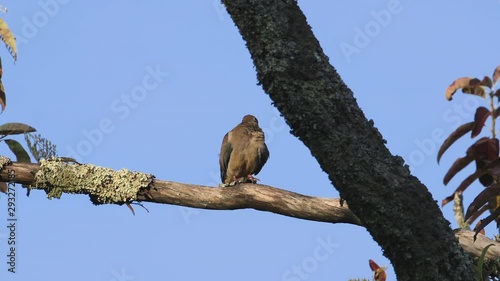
top-left (222, 0), bottom-right (476, 280)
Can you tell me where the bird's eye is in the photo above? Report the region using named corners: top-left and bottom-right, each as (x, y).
top-left (253, 117), bottom-right (258, 124)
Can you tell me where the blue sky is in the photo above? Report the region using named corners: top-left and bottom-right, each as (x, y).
top-left (0, 1), bottom-right (499, 280)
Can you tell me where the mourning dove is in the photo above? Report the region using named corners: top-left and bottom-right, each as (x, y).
top-left (219, 114), bottom-right (269, 185)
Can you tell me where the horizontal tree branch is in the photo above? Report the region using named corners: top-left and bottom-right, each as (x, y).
top-left (0, 160), bottom-right (361, 225)
top-left (456, 229), bottom-right (500, 260)
top-left (139, 180), bottom-right (361, 225)
top-left (0, 160), bottom-right (497, 260)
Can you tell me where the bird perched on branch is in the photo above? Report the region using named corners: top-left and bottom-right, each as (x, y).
top-left (219, 114), bottom-right (269, 185)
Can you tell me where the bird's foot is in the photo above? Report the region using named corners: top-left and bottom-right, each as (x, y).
top-left (223, 177), bottom-right (245, 187)
top-left (223, 176), bottom-right (259, 186)
top-left (219, 182), bottom-right (239, 187)
top-left (246, 174), bottom-right (260, 183)
top-left (228, 180), bottom-right (240, 186)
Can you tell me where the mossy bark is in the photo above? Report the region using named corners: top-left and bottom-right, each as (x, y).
top-left (223, 0), bottom-right (476, 280)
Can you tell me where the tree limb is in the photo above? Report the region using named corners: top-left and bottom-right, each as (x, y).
top-left (456, 229), bottom-right (500, 260)
top-left (141, 181), bottom-right (362, 225)
top-left (0, 160), bottom-right (361, 225)
top-left (1, 160), bottom-right (498, 261)
top-left (222, 0), bottom-right (476, 280)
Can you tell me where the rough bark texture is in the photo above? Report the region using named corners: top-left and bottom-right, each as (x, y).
top-left (0, 161), bottom-right (496, 261)
top-left (222, 0), bottom-right (476, 280)
top-left (456, 230), bottom-right (500, 260)
top-left (0, 161), bottom-right (361, 225)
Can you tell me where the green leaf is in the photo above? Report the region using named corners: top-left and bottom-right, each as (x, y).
top-left (476, 243), bottom-right (495, 280)
top-left (5, 139), bottom-right (31, 163)
top-left (0, 122), bottom-right (36, 135)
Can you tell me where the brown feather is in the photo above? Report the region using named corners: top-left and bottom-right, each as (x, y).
top-left (219, 115), bottom-right (269, 184)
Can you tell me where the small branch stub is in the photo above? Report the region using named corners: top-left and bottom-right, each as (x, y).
top-left (32, 157), bottom-right (155, 204)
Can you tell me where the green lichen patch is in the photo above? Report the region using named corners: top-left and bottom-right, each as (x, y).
top-left (0, 156), bottom-right (11, 170)
top-left (33, 157), bottom-right (155, 204)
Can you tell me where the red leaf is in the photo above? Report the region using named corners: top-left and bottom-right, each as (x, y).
top-left (446, 77), bottom-right (486, 100)
top-left (473, 138), bottom-right (499, 162)
top-left (376, 270), bottom-right (387, 281)
top-left (369, 259), bottom-right (380, 271)
top-left (493, 65), bottom-right (500, 85)
top-left (443, 137), bottom-right (496, 185)
top-left (473, 221), bottom-right (485, 236)
top-left (0, 80), bottom-right (4, 114)
top-left (0, 58), bottom-right (4, 113)
top-left (478, 173), bottom-right (494, 187)
top-left (369, 259), bottom-right (387, 281)
top-left (481, 76), bottom-right (493, 89)
top-left (471, 107), bottom-right (491, 138)
top-left (456, 169), bottom-right (485, 194)
top-left (465, 184), bottom-right (500, 221)
top-left (495, 89), bottom-right (500, 100)
top-left (437, 122), bottom-right (474, 164)
top-left (487, 138), bottom-right (499, 160)
top-left (443, 156), bottom-right (474, 185)
top-left (442, 194), bottom-right (455, 207)
top-left (486, 158), bottom-right (500, 183)
top-left (473, 138), bottom-right (498, 187)
top-left (466, 204), bottom-right (489, 225)
top-left (473, 207), bottom-right (500, 241)
top-left (443, 170), bottom-right (486, 207)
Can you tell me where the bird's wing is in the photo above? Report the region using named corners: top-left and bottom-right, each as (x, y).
top-left (253, 143), bottom-right (269, 175)
top-left (219, 133), bottom-right (232, 183)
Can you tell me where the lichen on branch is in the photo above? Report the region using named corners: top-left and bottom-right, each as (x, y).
top-left (32, 157), bottom-right (155, 204)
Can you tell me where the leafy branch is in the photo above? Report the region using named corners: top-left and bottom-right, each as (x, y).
top-left (440, 65), bottom-right (500, 239)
